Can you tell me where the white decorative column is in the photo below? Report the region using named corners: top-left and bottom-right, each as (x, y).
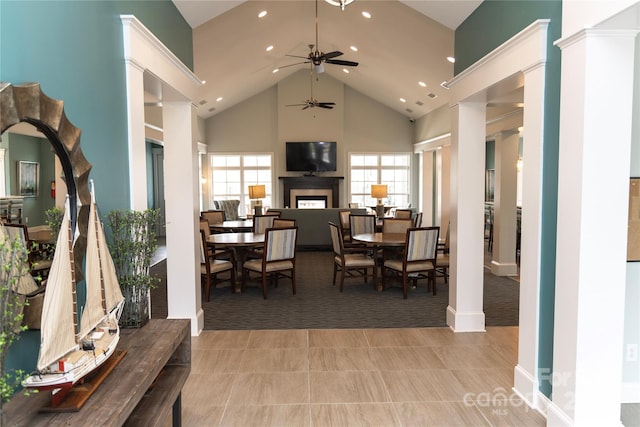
top-left (447, 102), bottom-right (487, 332)
top-left (491, 130), bottom-right (519, 276)
top-left (163, 102), bottom-right (204, 335)
top-left (548, 29), bottom-right (637, 427)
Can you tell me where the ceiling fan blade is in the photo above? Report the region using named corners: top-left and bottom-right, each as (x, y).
top-left (325, 59), bottom-right (358, 67)
top-left (317, 104), bottom-right (334, 109)
top-left (317, 102), bottom-right (335, 106)
top-left (285, 103), bottom-right (307, 107)
top-left (279, 61), bottom-right (310, 69)
top-left (301, 105), bottom-right (310, 110)
top-left (286, 54), bottom-right (310, 60)
top-left (322, 51), bottom-right (343, 59)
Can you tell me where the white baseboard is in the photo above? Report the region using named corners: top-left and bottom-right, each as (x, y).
top-left (446, 305), bottom-right (485, 332)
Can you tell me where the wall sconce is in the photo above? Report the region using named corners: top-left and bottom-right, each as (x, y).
top-left (248, 184), bottom-right (266, 216)
top-left (371, 184), bottom-right (388, 218)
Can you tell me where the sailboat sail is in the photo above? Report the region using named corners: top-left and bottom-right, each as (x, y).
top-left (36, 201), bottom-right (77, 372)
top-left (79, 189), bottom-right (124, 339)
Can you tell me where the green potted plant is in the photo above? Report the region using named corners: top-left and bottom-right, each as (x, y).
top-left (107, 209), bottom-right (161, 328)
top-left (0, 226), bottom-right (31, 425)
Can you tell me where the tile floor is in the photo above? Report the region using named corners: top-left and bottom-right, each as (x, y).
top-left (176, 326), bottom-right (549, 426)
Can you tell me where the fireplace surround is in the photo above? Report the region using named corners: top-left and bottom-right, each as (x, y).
top-left (280, 176), bottom-right (343, 208)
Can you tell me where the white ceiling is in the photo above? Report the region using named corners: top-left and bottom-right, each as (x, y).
top-left (172, 0), bottom-right (483, 120)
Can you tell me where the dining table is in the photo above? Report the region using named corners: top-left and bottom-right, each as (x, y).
top-left (207, 232), bottom-right (265, 289)
top-left (209, 219), bottom-right (253, 233)
top-left (351, 232), bottom-right (406, 247)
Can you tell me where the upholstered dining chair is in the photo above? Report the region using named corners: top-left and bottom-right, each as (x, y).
top-left (199, 219), bottom-right (234, 261)
top-left (241, 226), bottom-right (298, 299)
top-left (382, 226), bottom-right (440, 299)
top-left (272, 218), bottom-right (296, 228)
top-left (382, 217), bottom-right (414, 234)
top-left (328, 222), bottom-right (376, 292)
top-left (201, 210), bottom-right (226, 227)
top-left (436, 222), bottom-right (450, 285)
top-left (414, 212), bottom-right (423, 227)
top-left (213, 199), bottom-right (240, 221)
top-left (199, 230), bottom-right (235, 301)
top-left (3, 223), bottom-right (52, 277)
top-left (252, 213), bottom-right (280, 234)
top-left (394, 209), bottom-right (413, 219)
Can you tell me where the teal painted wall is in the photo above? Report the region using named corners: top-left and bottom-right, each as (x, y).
top-left (0, 0), bottom-right (192, 391)
top-left (455, 0), bottom-right (562, 398)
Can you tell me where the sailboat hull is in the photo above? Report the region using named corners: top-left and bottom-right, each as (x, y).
top-left (23, 310), bottom-right (121, 391)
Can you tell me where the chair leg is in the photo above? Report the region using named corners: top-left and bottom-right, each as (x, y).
top-left (431, 271), bottom-right (437, 296)
top-left (402, 272), bottom-right (408, 299)
top-left (241, 267), bottom-right (247, 293)
top-left (291, 266), bottom-right (296, 295)
top-left (205, 274), bottom-right (212, 302)
top-left (332, 263), bottom-right (337, 285)
top-left (262, 272), bottom-right (268, 299)
top-left (230, 266), bottom-right (236, 293)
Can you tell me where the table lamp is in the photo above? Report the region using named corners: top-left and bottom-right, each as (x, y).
top-left (371, 184), bottom-right (388, 218)
top-left (248, 185), bottom-right (266, 216)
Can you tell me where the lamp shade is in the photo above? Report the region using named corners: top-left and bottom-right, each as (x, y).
top-left (371, 184), bottom-right (388, 200)
top-left (248, 184), bottom-right (266, 199)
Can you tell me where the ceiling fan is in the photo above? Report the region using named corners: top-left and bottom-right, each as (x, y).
top-left (285, 63), bottom-right (336, 110)
top-left (282, 0), bottom-right (358, 73)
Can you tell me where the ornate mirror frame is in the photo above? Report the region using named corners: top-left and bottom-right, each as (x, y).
top-left (0, 82), bottom-right (92, 270)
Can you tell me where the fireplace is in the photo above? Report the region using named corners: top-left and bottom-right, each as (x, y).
top-left (280, 176), bottom-right (343, 208)
top-left (296, 195), bottom-right (328, 209)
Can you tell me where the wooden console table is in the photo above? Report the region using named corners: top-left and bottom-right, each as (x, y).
top-left (5, 318), bottom-right (191, 426)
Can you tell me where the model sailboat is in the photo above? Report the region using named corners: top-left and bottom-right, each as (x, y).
top-left (23, 183), bottom-right (124, 394)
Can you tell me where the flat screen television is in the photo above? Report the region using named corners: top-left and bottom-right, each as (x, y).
top-left (285, 141), bottom-right (337, 173)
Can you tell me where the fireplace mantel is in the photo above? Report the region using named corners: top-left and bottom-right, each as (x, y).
top-left (279, 176), bottom-right (344, 208)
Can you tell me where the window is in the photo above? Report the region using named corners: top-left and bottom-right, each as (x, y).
top-left (209, 153), bottom-right (273, 216)
top-left (349, 153), bottom-right (411, 208)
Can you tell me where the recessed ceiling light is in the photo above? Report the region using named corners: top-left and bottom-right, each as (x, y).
top-left (216, 97), bottom-right (223, 102)
top-left (258, 10), bottom-right (267, 18)
top-left (201, 80), bottom-right (206, 85)
top-left (362, 11), bottom-right (371, 19)
top-left (447, 56), bottom-right (455, 63)
top-left (418, 81), bottom-right (426, 87)
top-left (400, 98), bottom-right (406, 103)
top-left (266, 45), bottom-right (274, 52)
top-left (342, 68), bottom-right (350, 74)
top-left (272, 68), bottom-right (279, 73)
top-left (350, 46), bottom-right (358, 52)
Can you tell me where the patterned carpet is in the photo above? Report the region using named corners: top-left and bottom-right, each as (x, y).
top-left (150, 250), bottom-right (519, 330)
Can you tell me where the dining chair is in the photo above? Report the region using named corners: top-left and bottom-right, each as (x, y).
top-left (414, 212), bottom-right (423, 227)
top-left (252, 213), bottom-right (280, 234)
top-left (213, 199), bottom-right (240, 221)
top-left (3, 223), bottom-right (52, 278)
top-left (241, 226), bottom-right (298, 299)
top-left (338, 209), bottom-right (351, 241)
top-left (199, 219), bottom-right (235, 260)
top-left (436, 222), bottom-right (450, 285)
top-left (328, 222), bottom-right (376, 292)
top-left (394, 209), bottom-right (413, 219)
top-left (199, 230), bottom-right (235, 301)
top-left (201, 210), bottom-right (226, 227)
top-left (382, 226), bottom-right (440, 299)
top-left (382, 217), bottom-right (413, 234)
top-left (272, 218), bottom-right (296, 228)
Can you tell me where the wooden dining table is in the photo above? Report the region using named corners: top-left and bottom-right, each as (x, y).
top-left (209, 219), bottom-right (253, 233)
top-left (207, 231), bottom-right (264, 247)
top-left (351, 232), bottom-right (406, 247)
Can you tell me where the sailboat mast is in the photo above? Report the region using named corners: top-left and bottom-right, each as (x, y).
top-left (67, 211), bottom-right (80, 342)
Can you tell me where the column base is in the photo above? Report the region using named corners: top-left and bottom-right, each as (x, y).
top-left (490, 260), bottom-right (519, 276)
top-left (446, 305), bottom-right (485, 332)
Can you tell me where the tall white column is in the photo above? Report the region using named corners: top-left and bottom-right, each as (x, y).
top-left (447, 102), bottom-right (487, 332)
top-left (163, 102), bottom-right (204, 336)
top-left (548, 29), bottom-right (637, 426)
top-left (123, 59), bottom-right (148, 210)
top-left (491, 130), bottom-right (519, 276)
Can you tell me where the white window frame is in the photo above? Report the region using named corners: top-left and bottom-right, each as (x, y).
top-left (0, 149), bottom-right (5, 197)
top-left (348, 152), bottom-right (412, 209)
top-left (208, 152), bottom-right (274, 217)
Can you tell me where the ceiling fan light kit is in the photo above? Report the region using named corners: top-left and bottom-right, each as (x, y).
top-left (325, 0), bottom-right (354, 11)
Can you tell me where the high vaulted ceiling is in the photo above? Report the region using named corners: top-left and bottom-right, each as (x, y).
top-left (172, 0), bottom-right (483, 121)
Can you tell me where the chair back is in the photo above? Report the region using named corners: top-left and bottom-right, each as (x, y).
top-left (264, 227), bottom-right (297, 262)
top-left (338, 210), bottom-right (351, 231)
top-left (405, 227), bottom-right (440, 263)
top-left (414, 212), bottom-right (423, 227)
top-left (198, 229), bottom-right (208, 264)
top-left (253, 214), bottom-right (279, 233)
top-left (349, 214), bottom-right (375, 237)
top-left (328, 222), bottom-right (343, 256)
top-left (382, 218), bottom-right (413, 234)
top-left (201, 210), bottom-right (225, 225)
top-left (3, 223), bottom-right (28, 248)
top-left (273, 218), bottom-right (296, 228)
top-left (394, 209), bottom-right (413, 219)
